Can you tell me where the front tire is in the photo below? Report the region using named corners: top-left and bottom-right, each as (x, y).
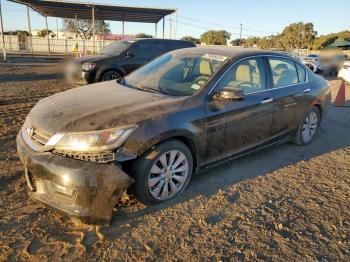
top-left (100, 70), bottom-right (121, 81)
top-left (132, 140), bottom-right (193, 205)
top-left (293, 106), bottom-right (320, 145)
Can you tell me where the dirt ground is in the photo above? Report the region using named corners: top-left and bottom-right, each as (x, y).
top-left (0, 64), bottom-right (349, 261)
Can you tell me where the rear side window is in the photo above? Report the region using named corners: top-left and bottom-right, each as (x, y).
top-left (269, 58), bottom-right (298, 88)
top-left (296, 63), bottom-right (306, 82)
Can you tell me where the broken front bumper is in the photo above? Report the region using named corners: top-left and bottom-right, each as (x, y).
top-left (16, 133), bottom-right (134, 225)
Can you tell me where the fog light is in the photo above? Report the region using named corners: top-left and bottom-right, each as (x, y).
top-left (51, 182), bottom-right (74, 196)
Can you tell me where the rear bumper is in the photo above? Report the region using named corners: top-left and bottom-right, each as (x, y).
top-left (16, 133), bottom-right (134, 225)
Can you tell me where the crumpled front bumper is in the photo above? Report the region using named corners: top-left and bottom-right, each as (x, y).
top-left (16, 133), bottom-right (134, 225)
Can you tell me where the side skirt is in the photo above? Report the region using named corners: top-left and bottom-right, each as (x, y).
top-left (196, 136), bottom-right (291, 173)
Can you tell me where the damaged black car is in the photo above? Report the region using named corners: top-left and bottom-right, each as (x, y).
top-left (17, 48), bottom-right (330, 224)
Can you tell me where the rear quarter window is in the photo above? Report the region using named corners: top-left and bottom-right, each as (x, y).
top-left (296, 63), bottom-right (307, 82)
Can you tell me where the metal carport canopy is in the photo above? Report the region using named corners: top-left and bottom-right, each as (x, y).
top-left (8, 0), bottom-right (176, 23)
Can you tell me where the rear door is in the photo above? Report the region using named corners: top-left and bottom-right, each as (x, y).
top-left (204, 57), bottom-right (274, 164)
top-left (267, 56), bottom-right (311, 136)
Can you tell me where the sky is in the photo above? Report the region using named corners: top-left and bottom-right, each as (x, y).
top-left (1, 0), bottom-right (349, 39)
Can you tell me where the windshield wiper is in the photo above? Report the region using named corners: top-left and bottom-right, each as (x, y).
top-left (118, 78), bottom-right (161, 94)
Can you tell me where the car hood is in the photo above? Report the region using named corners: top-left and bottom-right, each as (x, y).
top-left (28, 81), bottom-right (187, 135)
top-left (74, 54), bottom-right (110, 64)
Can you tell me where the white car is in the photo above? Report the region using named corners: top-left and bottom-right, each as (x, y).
top-left (338, 60), bottom-right (350, 83)
top-left (302, 54), bottom-right (323, 74)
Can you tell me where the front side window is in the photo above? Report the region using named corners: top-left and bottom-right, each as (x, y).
top-left (214, 57), bottom-right (266, 95)
top-left (123, 53), bottom-right (228, 96)
top-left (99, 41), bottom-right (132, 56)
top-left (269, 58), bottom-right (298, 88)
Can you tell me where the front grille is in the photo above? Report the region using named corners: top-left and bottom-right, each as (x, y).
top-left (53, 150), bottom-right (116, 163)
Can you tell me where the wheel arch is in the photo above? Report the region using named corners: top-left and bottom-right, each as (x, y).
top-left (96, 67), bottom-right (125, 82)
top-left (136, 134), bottom-right (199, 173)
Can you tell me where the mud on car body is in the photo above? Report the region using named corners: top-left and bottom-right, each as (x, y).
top-left (17, 47), bottom-right (331, 224)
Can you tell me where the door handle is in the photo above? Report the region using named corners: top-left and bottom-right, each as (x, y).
top-left (261, 98), bottom-right (274, 104)
top-left (302, 88), bottom-right (311, 93)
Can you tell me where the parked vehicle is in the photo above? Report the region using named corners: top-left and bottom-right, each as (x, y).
top-left (17, 48), bottom-right (331, 224)
top-left (302, 54), bottom-right (323, 74)
top-left (305, 54), bottom-right (321, 63)
top-left (338, 60), bottom-right (350, 83)
top-left (65, 38), bottom-right (195, 85)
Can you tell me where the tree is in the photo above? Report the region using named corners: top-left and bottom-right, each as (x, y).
top-left (244, 37), bottom-right (260, 48)
top-left (313, 30), bottom-right (350, 49)
top-left (243, 22), bottom-right (317, 50)
top-left (37, 29), bottom-right (55, 38)
top-left (63, 18), bottom-right (110, 39)
top-left (181, 36), bottom-right (200, 45)
top-left (134, 33), bottom-right (153, 38)
top-left (200, 30), bottom-right (231, 45)
top-left (278, 22), bottom-right (317, 50)
top-left (231, 38), bottom-right (246, 46)
top-left (4, 30), bottom-right (30, 36)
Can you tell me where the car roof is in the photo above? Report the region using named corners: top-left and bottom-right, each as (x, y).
top-left (170, 47), bottom-right (293, 60)
top-left (134, 38), bottom-right (193, 42)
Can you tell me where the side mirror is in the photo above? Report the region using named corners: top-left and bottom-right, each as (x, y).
top-left (213, 86), bottom-right (245, 101)
top-left (126, 51), bottom-right (135, 58)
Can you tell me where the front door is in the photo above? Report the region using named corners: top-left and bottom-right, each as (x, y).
top-left (122, 41), bottom-right (154, 74)
top-left (204, 57), bottom-right (274, 165)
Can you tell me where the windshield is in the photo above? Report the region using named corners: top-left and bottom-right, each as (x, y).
top-left (99, 41), bottom-right (132, 56)
top-left (123, 53), bottom-right (228, 96)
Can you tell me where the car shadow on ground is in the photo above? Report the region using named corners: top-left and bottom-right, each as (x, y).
top-left (102, 97), bottom-right (350, 237)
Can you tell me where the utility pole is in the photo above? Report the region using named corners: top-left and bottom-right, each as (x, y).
top-left (0, 0), bottom-right (6, 62)
top-left (27, 6), bottom-right (33, 54)
top-left (239, 23), bottom-right (243, 46)
top-left (45, 16), bottom-right (50, 54)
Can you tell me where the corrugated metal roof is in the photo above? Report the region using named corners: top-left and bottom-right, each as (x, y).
top-left (9, 0), bottom-right (175, 23)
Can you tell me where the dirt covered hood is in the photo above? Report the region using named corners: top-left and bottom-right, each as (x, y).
top-left (28, 81), bottom-right (185, 134)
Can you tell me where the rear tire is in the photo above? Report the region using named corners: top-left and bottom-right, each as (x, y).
top-left (292, 106), bottom-right (320, 145)
top-left (101, 70), bottom-right (121, 82)
top-left (132, 140), bottom-right (193, 206)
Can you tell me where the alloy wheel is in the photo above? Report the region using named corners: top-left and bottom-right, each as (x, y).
top-left (301, 111), bottom-right (318, 143)
top-left (148, 150), bottom-right (189, 200)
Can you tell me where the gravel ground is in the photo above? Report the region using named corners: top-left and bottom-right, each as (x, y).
top-left (0, 64), bottom-right (349, 261)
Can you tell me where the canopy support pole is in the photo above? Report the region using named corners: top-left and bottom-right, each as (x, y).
top-left (0, 0), bottom-right (6, 62)
top-left (45, 16), bottom-right (50, 54)
top-left (75, 14), bottom-right (78, 39)
top-left (92, 6), bottom-right (95, 53)
top-left (27, 6), bottom-right (33, 54)
top-left (154, 22), bottom-right (157, 38)
top-left (175, 10), bottom-right (177, 39)
top-left (122, 21), bottom-right (124, 37)
top-left (162, 17), bottom-right (165, 39)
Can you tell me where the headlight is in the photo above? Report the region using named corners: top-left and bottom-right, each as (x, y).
top-left (82, 62), bottom-right (96, 71)
top-left (45, 126), bottom-right (136, 153)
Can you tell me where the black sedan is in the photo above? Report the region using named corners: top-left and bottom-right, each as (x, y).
top-left (17, 48), bottom-right (330, 224)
